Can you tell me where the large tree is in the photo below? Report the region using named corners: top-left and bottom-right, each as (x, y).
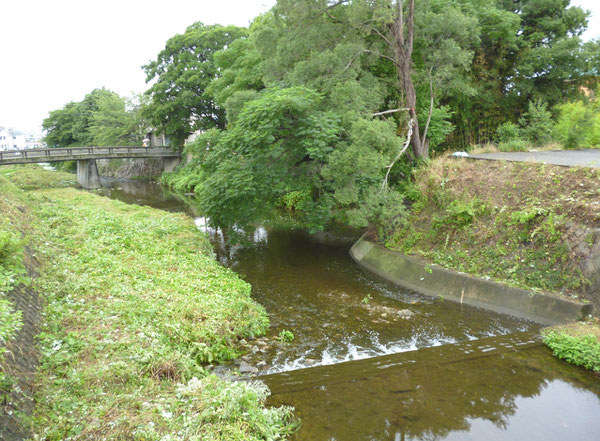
top-left (43, 88), bottom-right (119, 147)
top-left (143, 23), bottom-right (247, 146)
top-left (448, 0), bottom-right (590, 146)
top-left (88, 93), bottom-right (146, 146)
top-left (181, 8), bottom-right (411, 232)
top-left (267, 0), bottom-right (477, 158)
top-left (43, 89), bottom-right (144, 148)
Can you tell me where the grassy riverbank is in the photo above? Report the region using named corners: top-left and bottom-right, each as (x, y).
top-left (0, 166), bottom-right (297, 440)
top-left (383, 156), bottom-right (600, 307)
top-left (543, 320), bottom-right (600, 374)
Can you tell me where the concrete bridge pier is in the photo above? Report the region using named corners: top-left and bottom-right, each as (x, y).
top-left (77, 159), bottom-right (101, 189)
top-left (164, 157), bottom-right (181, 173)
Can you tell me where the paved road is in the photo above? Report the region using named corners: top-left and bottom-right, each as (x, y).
top-left (466, 149), bottom-right (600, 168)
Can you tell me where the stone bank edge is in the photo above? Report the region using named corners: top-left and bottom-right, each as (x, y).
top-left (350, 234), bottom-right (592, 325)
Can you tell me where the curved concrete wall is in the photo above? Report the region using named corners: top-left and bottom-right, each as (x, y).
top-left (350, 235), bottom-right (592, 325)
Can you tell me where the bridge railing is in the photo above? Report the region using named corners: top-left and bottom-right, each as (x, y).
top-left (0, 146), bottom-right (179, 162)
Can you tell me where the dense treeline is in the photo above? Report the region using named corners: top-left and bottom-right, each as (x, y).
top-left (43, 0), bottom-right (600, 235)
top-left (42, 88), bottom-right (147, 147)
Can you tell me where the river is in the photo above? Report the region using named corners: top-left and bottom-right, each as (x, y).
top-left (99, 178), bottom-right (600, 441)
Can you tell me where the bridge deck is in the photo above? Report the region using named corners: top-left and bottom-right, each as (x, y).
top-left (0, 146), bottom-right (180, 165)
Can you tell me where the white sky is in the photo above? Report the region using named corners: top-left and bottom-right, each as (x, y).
top-left (0, 0), bottom-right (598, 134)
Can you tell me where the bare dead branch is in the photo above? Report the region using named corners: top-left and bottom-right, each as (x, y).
top-left (381, 118), bottom-right (414, 192)
top-left (422, 68), bottom-right (435, 144)
top-left (364, 49), bottom-right (397, 65)
top-left (372, 108), bottom-right (410, 117)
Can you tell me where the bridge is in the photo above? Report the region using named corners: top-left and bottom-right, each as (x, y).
top-left (0, 146), bottom-right (181, 189)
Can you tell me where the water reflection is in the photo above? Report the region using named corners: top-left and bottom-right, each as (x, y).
top-left (100, 181), bottom-right (536, 373)
top-left (264, 333), bottom-right (600, 441)
top-left (98, 178), bottom-right (188, 213)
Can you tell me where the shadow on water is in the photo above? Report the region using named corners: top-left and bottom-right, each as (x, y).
top-left (99, 179), bottom-right (600, 441)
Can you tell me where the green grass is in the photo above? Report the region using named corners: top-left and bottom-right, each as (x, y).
top-left (543, 332), bottom-right (600, 373)
top-left (0, 165), bottom-right (298, 440)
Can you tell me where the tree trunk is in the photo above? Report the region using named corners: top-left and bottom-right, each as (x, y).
top-left (390, 0), bottom-right (428, 159)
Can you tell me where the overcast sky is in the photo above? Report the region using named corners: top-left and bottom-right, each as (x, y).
top-left (0, 0), bottom-right (597, 134)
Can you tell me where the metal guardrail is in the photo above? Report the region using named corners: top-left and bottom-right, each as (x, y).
top-left (0, 146), bottom-right (180, 164)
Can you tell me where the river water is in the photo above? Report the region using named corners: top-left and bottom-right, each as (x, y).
top-left (99, 178), bottom-right (600, 441)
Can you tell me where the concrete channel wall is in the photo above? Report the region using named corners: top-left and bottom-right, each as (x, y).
top-left (350, 235), bottom-right (592, 325)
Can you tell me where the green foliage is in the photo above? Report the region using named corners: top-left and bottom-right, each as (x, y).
top-left (154, 0), bottom-right (597, 234)
top-left (361, 294), bottom-right (372, 305)
top-left (0, 167), bottom-right (298, 439)
top-left (43, 88), bottom-right (143, 148)
top-left (442, 199), bottom-right (486, 227)
top-left (421, 106), bottom-right (456, 152)
top-left (198, 86), bottom-right (341, 233)
top-left (496, 122), bottom-right (521, 143)
top-left (554, 100), bottom-right (600, 149)
top-left (0, 192), bottom-right (29, 384)
top-left (498, 139), bottom-right (529, 152)
top-left (519, 100), bottom-right (554, 146)
top-left (447, 0), bottom-right (590, 148)
top-left (143, 23), bottom-right (247, 145)
top-left (88, 93), bottom-right (146, 146)
top-left (278, 330), bottom-right (295, 343)
top-left (543, 331), bottom-right (600, 373)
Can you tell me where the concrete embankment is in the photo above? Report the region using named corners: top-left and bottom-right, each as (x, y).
top-left (350, 235), bottom-right (592, 325)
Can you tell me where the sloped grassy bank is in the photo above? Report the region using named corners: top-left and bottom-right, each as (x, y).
top-left (384, 156), bottom-right (600, 307)
top-left (0, 166), bottom-right (297, 440)
top-left (381, 156), bottom-right (600, 371)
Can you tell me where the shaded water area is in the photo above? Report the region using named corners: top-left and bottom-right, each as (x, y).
top-left (100, 179), bottom-right (600, 441)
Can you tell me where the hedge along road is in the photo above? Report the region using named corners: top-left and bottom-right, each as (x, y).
top-left (466, 149), bottom-right (600, 168)
top-left (96, 178), bottom-right (600, 441)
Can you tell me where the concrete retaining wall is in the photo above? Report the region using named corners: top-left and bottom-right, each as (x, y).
top-left (350, 235), bottom-right (592, 325)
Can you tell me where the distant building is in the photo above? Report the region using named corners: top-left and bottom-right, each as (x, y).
top-left (0, 127), bottom-right (44, 150)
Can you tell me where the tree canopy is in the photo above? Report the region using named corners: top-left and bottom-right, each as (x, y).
top-left (142, 22), bottom-right (247, 146)
top-left (158, 0), bottom-right (597, 234)
top-left (43, 89), bottom-right (145, 148)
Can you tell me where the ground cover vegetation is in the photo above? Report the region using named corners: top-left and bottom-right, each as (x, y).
top-left (0, 166), bottom-right (298, 440)
top-left (0, 179), bottom-right (29, 388)
top-left (543, 320), bottom-right (600, 374)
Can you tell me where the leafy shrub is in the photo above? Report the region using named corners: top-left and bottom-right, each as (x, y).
top-left (443, 199), bottom-right (485, 227)
top-left (496, 122), bottom-right (521, 143)
top-left (278, 330), bottom-right (295, 343)
top-left (420, 105), bottom-right (455, 153)
top-left (519, 100), bottom-right (554, 146)
top-left (544, 331), bottom-right (600, 372)
top-left (498, 139), bottom-right (529, 152)
top-left (554, 100), bottom-right (600, 149)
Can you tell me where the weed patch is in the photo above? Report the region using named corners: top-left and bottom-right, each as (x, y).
top-left (543, 322), bottom-right (600, 373)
